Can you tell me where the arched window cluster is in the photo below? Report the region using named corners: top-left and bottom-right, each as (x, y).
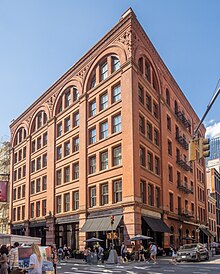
top-left (56, 86), bottom-right (79, 115)
top-left (138, 57), bottom-right (159, 92)
top-left (88, 55), bottom-right (120, 90)
top-left (14, 127), bottom-right (27, 146)
top-left (31, 111), bottom-right (48, 133)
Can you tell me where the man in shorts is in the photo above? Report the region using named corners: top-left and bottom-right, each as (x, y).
top-left (150, 243), bottom-right (157, 264)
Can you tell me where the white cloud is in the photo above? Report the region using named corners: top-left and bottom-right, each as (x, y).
top-left (206, 122), bottom-right (220, 138)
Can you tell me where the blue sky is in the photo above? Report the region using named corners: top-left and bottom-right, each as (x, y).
top-left (1, 0), bottom-right (220, 140)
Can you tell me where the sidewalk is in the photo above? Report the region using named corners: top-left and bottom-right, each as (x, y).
top-left (59, 254), bottom-right (220, 265)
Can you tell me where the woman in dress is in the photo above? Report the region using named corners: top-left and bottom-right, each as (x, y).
top-left (0, 245), bottom-right (9, 274)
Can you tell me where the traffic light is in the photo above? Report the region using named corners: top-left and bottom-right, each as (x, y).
top-left (199, 138), bottom-right (210, 159)
top-left (110, 215), bottom-right (114, 225)
top-left (188, 139), bottom-right (196, 162)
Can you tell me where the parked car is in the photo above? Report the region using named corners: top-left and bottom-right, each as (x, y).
top-left (177, 243), bottom-right (209, 262)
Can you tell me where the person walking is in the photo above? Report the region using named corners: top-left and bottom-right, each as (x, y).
top-left (51, 245), bottom-right (58, 274)
top-left (9, 242), bottom-right (19, 273)
top-left (150, 243), bottom-right (157, 264)
top-left (138, 243), bottom-right (145, 262)
top-left (170, 245), bottom-right (177, 264)
top-left (98, 245), bottom-right (104, 263)
top-left (21, 244), bottom-right (42, 274)
top-left (120, 242), bottom-right (128, 263)
top-left (0, 245), bottom-right (9, 274)
top-left (57, 247), bottom-right (63, 263)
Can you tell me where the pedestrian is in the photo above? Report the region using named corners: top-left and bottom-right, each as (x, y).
top-left (83, 246), bottom-right (89, 263)
top-left (150, 242), bottom-right (157, 264)
top-left (98, 245), bottom-right (104, 263)
top-left (0, 245), bottom-right (9, 274)
top-left (138, 243), bottom-right (145, 262)
top-left (120, 242), bottom-right (128, 263)
top-left (170, 245), bottom-right (177, 264)
top-left (21, 244), bottom-right (42, 274)
top-left (57, 247), bottom-right (63, 263)
top-left (63, 244), bottom-right (69, 261)
top-left (9, 242), bottom-right (19, 273)
top-left (51, 245), bottom-right (58, 274)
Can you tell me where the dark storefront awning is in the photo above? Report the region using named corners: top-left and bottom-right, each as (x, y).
top-left (81, 215), bottom-right (122, 232)
top-left (29, 221), bottom-right (46, 228)
top-left (200, 227), bottom-right (214, 237)
top-left (143, 216), bottom-right (171, 233)
top-left (11, 224), bottom-right (24, 230)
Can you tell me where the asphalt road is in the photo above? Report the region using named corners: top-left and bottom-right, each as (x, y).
top-left (56, 257), bottom-right (220, 274)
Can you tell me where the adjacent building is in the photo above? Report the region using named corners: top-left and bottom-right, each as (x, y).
top-left (207, 137), bottom-right (220, 161)
top-left (9, 8), bottom-right (209, 250)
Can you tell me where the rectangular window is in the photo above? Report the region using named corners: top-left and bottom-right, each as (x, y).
top-left (191, 202), bottom-right (194, 215)
top-left (112, 84), bottom-right (121, 103)
top-left (147, 152), bottom-right (153, 171)
top-left (73, 111), bottom-right (79, 127)
top-left (57, 146), bottom-right (62, 160)
top-left (64, 166), bottom-right (70, 183)
top-left (168, 165), bottom-right (173, 182)
top-left (36, 201), bottom-right (40, 217)
top-left (100, 151), bottom-right (108, 170)
top-left (100, 61), bottom-right (108, 81)
top-left (167, 115), bottom-right (171, 131)
top-left (14, 152), bottom-right (18, 163)
top-left (113, 145), bottom-right (122, 166)
top-left (155, 156), bottom-right (160, 175)
top-left (37, 137), bottom-right (41, 150)
top-left (146, 121), bottom-right (152, 140)
top-left (43, 132), bottom-right (48, 146)
top-left (23, 165), bottom-right (26, 177)
top-left (14, 170), bottom-right (17, 181)
top-left (31, 203), bottom-right (34, 218)
top-left (153, 102), bottom-right (159, 119)
top-left (148, 184), bottom-right (154, 206)
top-left (17, 186), bottom-right (21, 199)
top-left (13, 208), bottom-right (16, 221)
top-left (19, 150), bottom-right (22, 161)
top-left (64, 141), bottom-right (70, 157)
top-left (22, 185), bottom-right (25, 197)
top-left (114, 180), bottom-right (122, 203)
top-left (43, 154), bottom-right (47, 167)
top-left (17, 207), bottom-right (20, 221)
top-left (57, 122), bottom-right (62, 137)
top-left (100, 121), bottom-right (108, 139)
top-left (64, 193), bottom-right (70, 212)
top-left (31, 160), bottom-right (35, 173)
top-left (112, 114), bottom-right (121, 133)
top-left (139, 116), bottom-right (145, 134)
top-left (73, 88), bottom-right (79, 101)
top-left (36, 157), bottom-right (41, 170)
top-left (90, 187), bottom-right (96, 207)
top-left (168, 139), bottom-right (172, 155)
top-left (42, 176), bottom-right (47, 190)
top-left (73, 191), bottom-right (79, 210)
top-left (64, 117), bottom-right (71, 132)
top-left (36, 178), bottom-right (41, 192)
top-left (73, 137), bottom-right (79, 152)
top-left (73, 162), bottom-right (79, 180)
top-left (100, 92), bottom-right (108, 110)
top-left (23, 147), bottom-right (26, 159)
top-left (13, 188), bottom-right (17, 200)
top-left (140, 146), bottom-right (146, 167)
top-left (112, 57), bottom-right (120, 72)
top-left (31, 181), bottom-right (35, 195)
top-left (101, 184), bottom-right (108, 205)
top-left (42, 200), bottom-right (47, 216)
top-left (56, 169), bottom-right (62, 186)
top-left (22, 205), bottom-right (25, 220)
top-left (56, 195), bottom-right (62, 213)
top-left (155, 187), bottom-right (160, 208)
top-left (146, 93), bottom-right (152, 112)
top-left (31, 140), bottom-right (36, 153)
top-left (89, 156), bottom-right (96, 174)
top-left (169, 192), bottom-right (174, 212)
top-left (18, 168), bottom-right (21, 179)
top-left (178, 196), bottom-right (181, 214)
top-left (138, 85), bottom-right (144, 104)
top-left (89, 100), bottom-right (96, 117)
top-left (140, 180), bottom-right (146, 203)
top-left (89, 128), bottom-right (96, 144)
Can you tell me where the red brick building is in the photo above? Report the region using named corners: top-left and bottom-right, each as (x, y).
top-left (9, 8), bottom-right (209, 250)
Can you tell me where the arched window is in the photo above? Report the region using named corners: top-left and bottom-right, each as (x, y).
top-left (166, 89), bottom-right (170, 106)
top-left (138, 57), bottom-right (143, 74)
top-left (31, 111), bottom-right (48, 133)
top-left (14, 127), bottom-right (27, 146)
top-left (112, 56), bottom-right (120, 72)
top-left (56, 86), bottom-right (80, 115)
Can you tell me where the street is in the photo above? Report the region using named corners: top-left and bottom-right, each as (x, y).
top-left (57, 256), bottom-right (220, 274)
